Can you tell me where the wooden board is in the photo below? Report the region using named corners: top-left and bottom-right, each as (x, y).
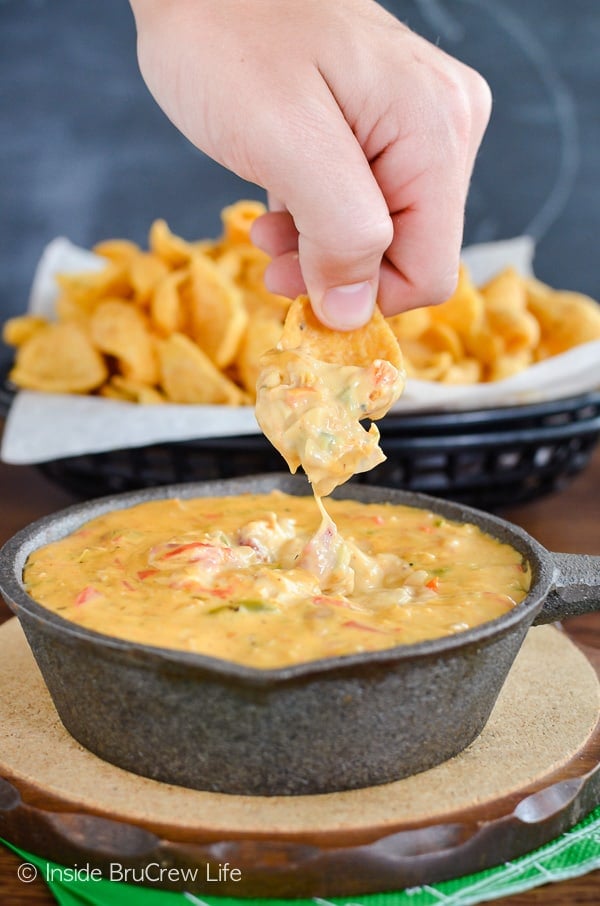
top-left (1, 619), bottom-right (599, 898)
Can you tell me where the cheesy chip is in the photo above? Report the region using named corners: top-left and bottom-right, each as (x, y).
top-left (255, 296), bottom-right (405, 496)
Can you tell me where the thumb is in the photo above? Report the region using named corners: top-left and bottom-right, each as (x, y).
top-left (257, 83), bottom-right (393, 330)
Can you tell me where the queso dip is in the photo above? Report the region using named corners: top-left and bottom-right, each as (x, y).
top-left (24, 491), bottom-right (530, 668)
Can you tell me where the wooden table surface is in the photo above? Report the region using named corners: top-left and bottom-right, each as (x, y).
top-left (0, 447), bottom-right (599, 905)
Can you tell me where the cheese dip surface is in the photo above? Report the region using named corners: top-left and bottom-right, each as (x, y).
top-left (24, 492), bottom-right (530, 669)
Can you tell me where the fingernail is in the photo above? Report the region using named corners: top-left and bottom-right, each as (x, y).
top-left (319, 282), bottom-right (375, 330)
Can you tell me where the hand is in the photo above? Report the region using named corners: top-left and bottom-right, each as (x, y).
top-left (130, 0), bottom-right (491, 329)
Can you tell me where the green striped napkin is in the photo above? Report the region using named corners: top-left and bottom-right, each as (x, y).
top-left (3, 804), bottom-right (600, 906)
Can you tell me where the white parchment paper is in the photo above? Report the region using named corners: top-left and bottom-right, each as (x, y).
top-left (2, 236), bottom-right (599, 464)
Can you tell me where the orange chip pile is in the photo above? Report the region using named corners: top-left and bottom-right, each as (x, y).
top-left (3, 206), bottom-right (600, 403)
top-left (387, 265), bottom-right (600, 383)
top-left (2, 201), bottom-right (291, 404)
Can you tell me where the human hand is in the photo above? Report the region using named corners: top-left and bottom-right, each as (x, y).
top-left (130, 0), bottom-right (491, 329)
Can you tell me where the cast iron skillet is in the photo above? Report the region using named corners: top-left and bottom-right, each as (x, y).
top-left (0, 473), bottom-right (598, 796)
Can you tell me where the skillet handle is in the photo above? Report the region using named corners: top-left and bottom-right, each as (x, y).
top-left (533, 553), bottom-right (600, 625)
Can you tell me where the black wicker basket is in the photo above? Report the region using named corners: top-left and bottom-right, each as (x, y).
top-left (2, 375), bottom-right (599, 510)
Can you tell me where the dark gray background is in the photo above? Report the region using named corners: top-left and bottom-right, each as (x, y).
top-left (2, 0), bottom-right (599, 370)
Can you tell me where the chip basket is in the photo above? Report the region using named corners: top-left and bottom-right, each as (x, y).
top-left (1, 372), bottom-right (599, 510)
top-left (0, 370), bottom-right (600, 510)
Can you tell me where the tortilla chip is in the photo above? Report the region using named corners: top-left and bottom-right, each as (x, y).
top-left (237, 315), bottom-right (284, 399)
top-left (157, 333), bottom-right (249, 405)
top-left (220, 199), bottom-right (267, 245)
top-left (103, 375), bottom-right (166, 404)
top-left (150, 269), bottom-right (188, 337)
top-left (9, 322), bottom-right (108, 393)
top-left (186, 253), bottom-right (248, 368)
top-left (90, 299), bottom-right (159, 384)
top-left (2, 315), bottom-right (48, 347)
top-left (149, 219), bottom-right (194, 267)
top-left (280, 295), bottom-right (403, 370)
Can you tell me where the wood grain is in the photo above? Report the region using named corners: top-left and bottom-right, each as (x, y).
top-left (0, 447), bottom-right (598, 903)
